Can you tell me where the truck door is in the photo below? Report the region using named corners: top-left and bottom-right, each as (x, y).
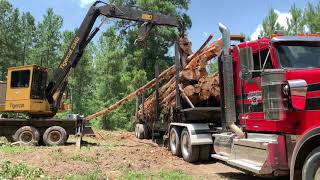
top-left (242, 49), bottom-right (273, 121)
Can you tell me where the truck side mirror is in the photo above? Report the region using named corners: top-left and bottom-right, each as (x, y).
top-left (239, 48), bottom-right (254, 80)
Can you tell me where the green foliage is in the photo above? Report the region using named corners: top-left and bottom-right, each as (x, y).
top-left (260, 9), bottom-right (284, 37)
top-left (303, 2), bottom-right (320, 33)
top-left (0, 161), bottom-right (45, 179)
top-left (260, 1), bottom-right (320, 37)
top-left (92, 0), bottom-right (190, 130)
top-left (207, 58), bottom-right (218, 75)
top-left (286, 4), bottom-right (303, 35)
top-left (34, 8), bottom-right (63, 76)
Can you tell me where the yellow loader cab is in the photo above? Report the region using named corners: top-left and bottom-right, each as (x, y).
top-left (2, 65), bottom-right (52, 115)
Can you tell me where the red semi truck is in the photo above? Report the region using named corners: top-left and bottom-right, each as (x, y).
top-left (135, 23), bottom-right (320, 180)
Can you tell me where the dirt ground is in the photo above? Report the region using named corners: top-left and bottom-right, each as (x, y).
top-left (0, 130), bottom-right (287, 179)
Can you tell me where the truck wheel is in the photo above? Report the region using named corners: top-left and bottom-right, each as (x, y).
top-left (43, 126), bottom-right (67, 146)
top-left (170, 126), bottom-right (182, 156)
top-left (135, 124), bottom-right (138, 138)
top-left (135, 124), bottom-right (145, 139)
top-left (181, 128), bottom-right (199, 162)
top-left (302, 146), bottom-right (320, 180)
top-left (13, 126), bottom-right (40, 146)
top-left (143, 124), bottom-right (151, 139)
top-left (199, 145), bottom-right (212, 162)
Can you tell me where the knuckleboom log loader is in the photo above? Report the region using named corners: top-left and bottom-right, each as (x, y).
top-left (134, 23), bottom-right (320, 180)
top-left (0, 1), bottom-right (184, 146)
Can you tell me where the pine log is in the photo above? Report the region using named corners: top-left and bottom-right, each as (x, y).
top-left (185, 38), bottom-right (223, 70)
top-left (179, 84), bottom-right (195, 108)
top-left (86, 64), bottom-right (175, 121)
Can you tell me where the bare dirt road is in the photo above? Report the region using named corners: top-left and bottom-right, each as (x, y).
top-left (0, 130), bottom-right (287, 179)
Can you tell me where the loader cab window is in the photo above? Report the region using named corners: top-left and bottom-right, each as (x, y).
top-left (31, 69), bottom-right (47, 99)
top-left (10, 70), bottom-right (30, 88)
top-left (252, 50), bottom-right (273, 77)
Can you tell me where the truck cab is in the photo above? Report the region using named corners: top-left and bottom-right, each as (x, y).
top-left (2, 65), bottom-right (51, 115)
top-left (232, 35), bottom-right (320, 179)
top-left (235, 36), bottom-right (320, 135)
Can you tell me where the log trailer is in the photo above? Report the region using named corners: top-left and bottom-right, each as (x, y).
top-left (0, 1), bottom-right (184, 146)
top-left (135, 23), bottom-right (320, 180)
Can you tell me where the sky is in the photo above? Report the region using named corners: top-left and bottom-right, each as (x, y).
top-left (10, 0), bottom-right (318, 51)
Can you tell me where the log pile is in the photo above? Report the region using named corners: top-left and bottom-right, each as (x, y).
top-left (85, 35), bottom-right (223, 122)
top-left (138, 35), bottom-right (223, 121)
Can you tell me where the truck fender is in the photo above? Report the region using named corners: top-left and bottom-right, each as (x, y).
top-left (170, 123), bottom-right (213, 145)
top-left (290, 127), bottom-right (320, 180)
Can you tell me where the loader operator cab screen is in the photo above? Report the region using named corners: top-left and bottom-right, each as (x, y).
top-left (31, 69), bottom-right (47, 99)
top-left (276, 41), bottom-right (320, 69)
top-left (11, 70), bottom-right (30, 88)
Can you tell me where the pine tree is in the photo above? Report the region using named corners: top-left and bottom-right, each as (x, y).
top-left (260, 9), bottom-right (285, 37)
top-left (34, 8), bottom-right (63, 76)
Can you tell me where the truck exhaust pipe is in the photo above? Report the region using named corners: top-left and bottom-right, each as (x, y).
top-left (218, 23), bottom-right (245, 138)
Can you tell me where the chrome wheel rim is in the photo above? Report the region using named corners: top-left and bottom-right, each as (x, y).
top-left (315, 167), bottom-right (320, 180)
top-left (181, 133), bottom-right (190, 156)
top-left (170, 131), bottom-right (177, 151)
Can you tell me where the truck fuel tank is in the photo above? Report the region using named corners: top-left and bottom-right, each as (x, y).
top-left (213, 133), bottom-right (234, 157)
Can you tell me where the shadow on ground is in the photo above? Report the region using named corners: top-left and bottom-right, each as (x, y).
top-left (218, 172), bottom-right (290, 180)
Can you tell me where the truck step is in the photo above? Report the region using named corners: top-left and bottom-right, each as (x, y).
top-left (211, 154), bottom-right (229, 161)
top-left (227, 136), bottom-right (281, 175)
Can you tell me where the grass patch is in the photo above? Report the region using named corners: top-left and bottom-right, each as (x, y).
top-left (70, 154), bottom-right (97, 162)
top-left (119, 170), bottom-right (192, 180)
top-left (0, 144), bottom-right (35, 154)
top-left (65, 170), bottom-right (104, 180)
top-left (0, 161), bottom-right (45, 179)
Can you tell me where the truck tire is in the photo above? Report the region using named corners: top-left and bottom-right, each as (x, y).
top-left (144, 124), bottom-right (152, 139)
top-left (302, 146), bottom-right (320, 180)
top-left (13, 126), bottom-right (40, 146)
top-left (181, 128), bottom-right (199, 162)
top-left (170, 126), bottom-right (182, 156)
top-left (135, 124), bottom-right (145, 139)
top-left (199, 145), bottom-right (212, 162)
top-left (43, 126), bottom-right (67, 146)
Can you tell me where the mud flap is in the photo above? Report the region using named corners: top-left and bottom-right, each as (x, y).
top-left (170, 123), bottom-right (213, 145)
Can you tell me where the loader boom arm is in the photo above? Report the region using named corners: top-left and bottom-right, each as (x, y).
top-left (45, 1), bottom-right (183, 108)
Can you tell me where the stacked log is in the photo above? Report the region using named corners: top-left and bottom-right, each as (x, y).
top-left (85, 35), bottom-right (223, 123)
top-left (138, 36), bottom-right (223, 121)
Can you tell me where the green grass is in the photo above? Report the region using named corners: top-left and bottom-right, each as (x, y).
top-left (0, 161), bottom-right (45, 179)
top-left (119, 170), bottom-right (192, 180)
top-left (0, 144), bottom-right (35, 154)
top-left (65, 170), bottom-right (104, 180)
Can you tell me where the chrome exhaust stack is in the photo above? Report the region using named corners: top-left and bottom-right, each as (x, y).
top-left (218, 23), bottom-right (244, 138)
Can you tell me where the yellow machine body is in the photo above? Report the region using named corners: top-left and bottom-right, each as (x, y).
top-left (1, 65), bottom-right (71, 116)
top-left (2, 65), bottom-right (52, 115)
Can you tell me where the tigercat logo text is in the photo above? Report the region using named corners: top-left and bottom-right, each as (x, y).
top-left (10, 103), bottom-right (24, 109)
top-left (59, 36), bottom-right (80, 69)
top-left (141, 14), bottom-right (153, 21)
